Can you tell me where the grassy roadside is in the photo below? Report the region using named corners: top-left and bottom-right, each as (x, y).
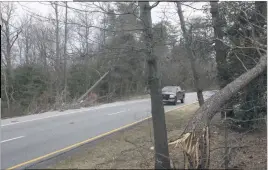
top-left (47, 103), bottom-right (266, 169)
top-left (47, 104), bottom-right (199, 169)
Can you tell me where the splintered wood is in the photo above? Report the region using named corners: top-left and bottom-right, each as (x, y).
top-left (150, 126), bottom-right (210, 169)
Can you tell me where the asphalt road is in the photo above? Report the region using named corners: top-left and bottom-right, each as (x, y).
top-left (1, 91), bottom-right (216, 169)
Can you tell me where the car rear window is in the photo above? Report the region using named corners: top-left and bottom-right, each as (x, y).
top-left (162, 86), bottom-right (176, 93)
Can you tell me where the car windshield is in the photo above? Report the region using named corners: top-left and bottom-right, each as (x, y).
top-left (162, 86), bottom-right (176, 93)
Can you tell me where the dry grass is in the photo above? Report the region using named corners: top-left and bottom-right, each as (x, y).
top-left (209, 114), bottom-right (267, 170)
top-left (48, 103), bottom-right (266, 169)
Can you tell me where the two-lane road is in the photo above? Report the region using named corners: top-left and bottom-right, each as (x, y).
top-left (1, 91), bottom-right (216, 169)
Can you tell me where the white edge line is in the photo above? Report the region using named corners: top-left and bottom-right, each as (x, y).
top-left (108, 110), bottom-right (126, 116)
top-left (0, 102), bottom-right (200, 127)
top-left (1, 111), bottom-right (85, 127)
top-left (1, 136), bottom-right (25, 143)
top-left (1, 100), bottom-right (148, 127)
top-left (1, 92), bottom-right (214, 127)
top-left (3, 97), bottom-right (214, 169)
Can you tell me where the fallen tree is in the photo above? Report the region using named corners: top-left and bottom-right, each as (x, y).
top-left (167, 53), bottom-right (267, 169)
top-left (184, 54), bottom-right (266, 135)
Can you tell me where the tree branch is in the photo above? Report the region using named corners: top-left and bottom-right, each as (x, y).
top-left (182, 54), bottom-right (267, 138)
top-left (234, 52), bottom-right (248, 71)
top-left (149, 2), bottom-right (160, 9)
top-left (181, 3), bottom-right (205, 11)
top-left (10, 29), bottom-right (22, 49)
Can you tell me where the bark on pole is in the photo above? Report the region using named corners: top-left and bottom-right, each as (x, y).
top-left (139, 2), bottom-right (171, 169)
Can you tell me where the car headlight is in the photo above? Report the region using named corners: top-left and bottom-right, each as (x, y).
top-left (170, 95), bottom-right (175, 98)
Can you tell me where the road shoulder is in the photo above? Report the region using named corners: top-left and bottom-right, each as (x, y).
top-left (33, 101), bottom-right (266, 169)
top-left (33, 103), bottom-right (199, 169)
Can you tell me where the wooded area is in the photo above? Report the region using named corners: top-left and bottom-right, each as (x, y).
top-left (1, 2), bottom-right (218, 118)
top-left (1, 1), bottom-right (266, 169)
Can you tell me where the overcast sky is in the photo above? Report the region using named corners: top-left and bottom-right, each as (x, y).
top-left (3, 2), bottom-right (208, 65)
top-left (14, 2), bottom-right (207, 25)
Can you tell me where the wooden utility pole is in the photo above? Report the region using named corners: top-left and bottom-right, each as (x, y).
top-left (77, 70), bottom-right (110, 103)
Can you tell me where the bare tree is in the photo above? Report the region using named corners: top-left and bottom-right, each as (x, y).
top-left (63, 2), bottom-right (68, 101)
top-left (164, 2), bottom-right (268, 169)
top-left (17, 38), bottom-right (23, 64)
top-left (20, 15), bottom-right (34, 65)
top-left (184, 54), bottom-right (266, 136)
top-left (138, 2), bottom-right (171, 169)
top-left (175, 2), bottom-right (205, 106)
top-left (1, 3), bottom-right (21, 80)
top-left (1, 2), bottom-right (21, 114)
top-left (50, 2), bottom-right (61, 95)
top-left (71, 4), bottom-right (95, 61)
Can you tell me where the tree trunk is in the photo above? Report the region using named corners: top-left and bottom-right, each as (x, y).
top-left (5, 22), bottom-right (12, 87)
top-left (41, 43), bottom-right (48, 73)
top-left (210, 1), bottom-right (235, 119)
top-left (183, 54), bottom-right (267, 136)
top-left (19, 42), bottom-right (22, 64)
top-left (85, 12), bottom-right (89, 56)
top-left (168, 54), bottom-right (265, 167)
top-left (38, 30), bottom-right (48, 72)
top-left (1, 6), bottom-right (21, 115)
top-left (63, 2), bottom-right (68, 102)
top-left (224, 113), bottom-right (229, 169)
top-left (3, 70), bottom-right (11, 115)
top-left (197, 89), bottom-right (204, 105)
top-left (210, 1), bottom-right (229, 89)
top-left (139, 2), bottom-right (171, 169)
top-left (2, 14), bottom-right (13, 115)
top-left (176, 2), bottom-right (204, 106)
top-left (102, 13), bottom-right (106, 47)
top-left (255, 1), bottom-right (267, 33)
top-left (25, 33), bottom-right (29, 64)
top-left (54, 2), bottom-right (61, 94)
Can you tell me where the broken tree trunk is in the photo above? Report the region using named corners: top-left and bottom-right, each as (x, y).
top-left (184, 54), bottom-right (267, 136)
top-left (168, 54), bottom-right (266, 169)
top-left (77, 70), bottom-right (110, 103)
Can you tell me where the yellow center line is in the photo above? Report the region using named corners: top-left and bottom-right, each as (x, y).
top-left (7, 102), bottom-right (198, 170)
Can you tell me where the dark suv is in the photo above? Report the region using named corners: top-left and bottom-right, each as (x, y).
top-left (162, 86), bottom-right (185, 105)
